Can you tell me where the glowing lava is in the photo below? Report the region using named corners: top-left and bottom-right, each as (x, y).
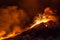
top-left (0, 26), bottom-right (22, 40)
top-left (30, 7), bottom-right (57, 28)
top-left (0, 7), bottom-right (58, 40)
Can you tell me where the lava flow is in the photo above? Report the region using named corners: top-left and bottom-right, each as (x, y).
top-left (0, 7), bottom-right (58, 40)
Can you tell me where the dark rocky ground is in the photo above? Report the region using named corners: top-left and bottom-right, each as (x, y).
top-left (6, 22), bottom-right (60, 40)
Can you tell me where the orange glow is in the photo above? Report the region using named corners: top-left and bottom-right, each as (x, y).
top-left (30, 14), bottom-right (57, 28)
top-left (0, 6), bottom-right (29, 40)
top-left (30, 7), bottom-right (57, 28)
top-left (0, 6), bottom-right (58, 40)
top-left (30, 14), bottom-right (50, 28)
top-left (0, 26), bottom-right (22, 40)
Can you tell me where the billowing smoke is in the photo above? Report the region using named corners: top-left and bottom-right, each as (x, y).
top-left (0, 6), bottom-right (31, 39)
top-left (0, 0), bottom-right (60, 40)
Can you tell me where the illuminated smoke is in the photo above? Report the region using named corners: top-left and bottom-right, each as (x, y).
top-left (0, 6), bottom-right (30, 40)
top-left (0, 6), bottom-right (58, 40)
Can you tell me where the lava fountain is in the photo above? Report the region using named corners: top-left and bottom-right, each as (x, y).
top-left (0, 7), bottom-right (58, 40)
top-left (30, 7), bottom-right (57, 28)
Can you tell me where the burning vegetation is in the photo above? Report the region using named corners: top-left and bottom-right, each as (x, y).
top-left (0, 6), bottom-right (58, 40)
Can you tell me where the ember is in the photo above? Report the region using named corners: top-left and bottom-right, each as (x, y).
top-left (30, 7), bottom-right (57, 28)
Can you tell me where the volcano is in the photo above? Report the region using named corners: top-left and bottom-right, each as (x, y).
top-left (6, 21), bottom-right (60, 40)
top-left (0, 0), bottom-right (60, 40)
top-left (0, 6), bottom-right (59, 40)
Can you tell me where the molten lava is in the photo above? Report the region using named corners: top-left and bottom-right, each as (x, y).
top-left (30, 7), bottom-right (57, 28)
top-left (0, 7), bottom-right (58, 40)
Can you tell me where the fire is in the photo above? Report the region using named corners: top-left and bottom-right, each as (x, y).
top-left (0, 26), bottom-right (22, 40)
top-left (0, 6), bottom-right (58, 40)
top-left (30, 7), bottom-right (57, 28)
top-left (0, 6), bottom-right (29, 40)
top-left (30, 14), bottom-right (50, 28)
